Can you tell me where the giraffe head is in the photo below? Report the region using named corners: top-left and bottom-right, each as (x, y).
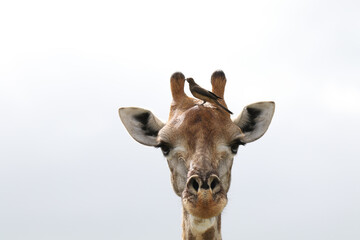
top-left (119, 71), bottom-right (275, 220)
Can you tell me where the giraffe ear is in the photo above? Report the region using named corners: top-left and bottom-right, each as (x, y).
top-left (119, 107), bottom-right (165, 146)
top-left (233, 102), bottom-right (275, 143)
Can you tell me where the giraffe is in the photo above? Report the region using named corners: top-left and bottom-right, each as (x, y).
top-left (119, 71), bottom-right (275, 240)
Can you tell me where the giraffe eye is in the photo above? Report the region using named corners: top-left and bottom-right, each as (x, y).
top-left (156, 142), bottom-right (171, 156)
top-left (230, 144), bottom-right (239, 154)
top-left (230, 139), bottom-right (245, 154)
top-left (160, 145), bottom-right (170, 156)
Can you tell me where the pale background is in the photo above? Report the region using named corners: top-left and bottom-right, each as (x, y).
top-left (1, 0), bottom-right (359, 239)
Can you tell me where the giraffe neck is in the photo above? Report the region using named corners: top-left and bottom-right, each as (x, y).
top-left (182, 209), bottom-right (222, 240)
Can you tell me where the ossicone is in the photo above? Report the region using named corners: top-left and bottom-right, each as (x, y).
top-left (211, 70), bottom-right (227, 99)
top-left (170, 72), bottom-right (188, 103)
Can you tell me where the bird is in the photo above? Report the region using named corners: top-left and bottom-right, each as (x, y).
top-left (186, 78), bottom-right (233, 114)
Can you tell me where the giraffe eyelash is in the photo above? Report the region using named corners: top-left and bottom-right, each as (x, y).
top-left (155, 141), bottom-right (172, 156)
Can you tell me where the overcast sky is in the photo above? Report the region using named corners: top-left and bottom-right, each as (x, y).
top-left (1, 0), bottom-right (359, 239)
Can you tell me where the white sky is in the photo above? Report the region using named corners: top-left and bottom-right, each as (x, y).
top-left (1, 0), bottom-right (359, 239)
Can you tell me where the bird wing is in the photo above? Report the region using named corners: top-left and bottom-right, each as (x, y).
top-left (207, 91), bottom-right (222, 100)
top-left (191, 86), bottom-right (219, 100)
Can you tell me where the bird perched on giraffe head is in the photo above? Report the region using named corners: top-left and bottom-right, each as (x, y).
top-left (186, 78), bottom-right (233, 114)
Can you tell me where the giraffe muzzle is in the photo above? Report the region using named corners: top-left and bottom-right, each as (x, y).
top-left (182, 173), bottom-right (227, 219)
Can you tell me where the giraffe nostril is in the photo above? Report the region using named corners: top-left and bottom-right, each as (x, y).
top-left (187, 175), bottom-right (201, 194)
top-left (209, 175), bottom-right (221, 193)
top-left (187, 174), bottom-right (221, 194)
top-left (210, 178), bottom-right (219, 190)
top-left (192, 178), bottom-right (199, 191)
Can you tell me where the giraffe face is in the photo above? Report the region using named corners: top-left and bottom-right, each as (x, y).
top-left (158, 106), bottom-right (243, 218)
top-left (118, 70), bottom-right (275, 225)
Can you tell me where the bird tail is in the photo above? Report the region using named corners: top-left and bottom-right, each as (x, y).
top-left (215, 100), bottom-right (233, 114)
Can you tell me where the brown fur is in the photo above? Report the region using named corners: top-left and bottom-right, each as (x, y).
top-left (187, 232), bottom-right (196, 240)
top-left (202, 227), bottom-right (215, 240)
top-left (211, 71), bottom-right (227, 100)
top-left (170, 72), bottom-right (187, 102)
top-left (182, 188), bottom-right (227, 219)
top-left (164, 71), bottom-right (237, 239)
top-left (182, 209), bottom-right (222, 240)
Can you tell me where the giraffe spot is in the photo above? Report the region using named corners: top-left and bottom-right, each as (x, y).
top-left (202, 227), bottom-right (215, 240)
